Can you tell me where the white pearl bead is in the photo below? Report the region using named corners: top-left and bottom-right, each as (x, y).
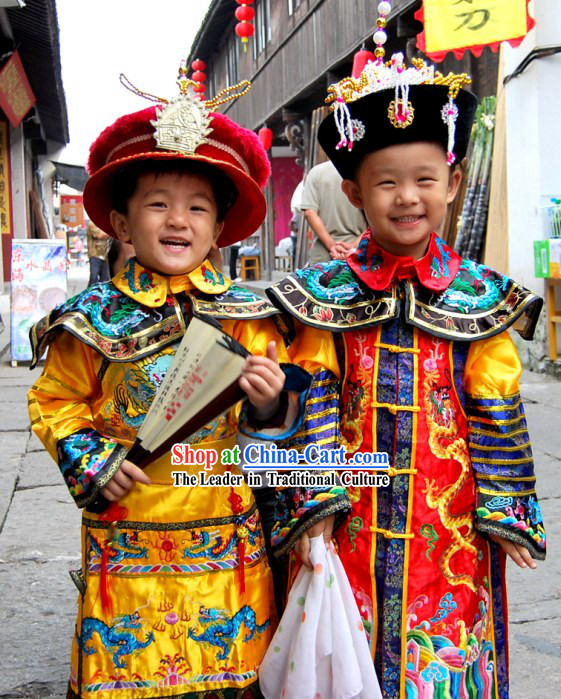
top-left (378, 1), bottom-right (391, 16)
top-left (373, 30), bottom-right (387, 45)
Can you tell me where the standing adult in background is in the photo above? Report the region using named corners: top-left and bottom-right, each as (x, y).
top-left (86, 220), bottom-right (110, 284)
top-left (301, 160), bottom-right (367, 262)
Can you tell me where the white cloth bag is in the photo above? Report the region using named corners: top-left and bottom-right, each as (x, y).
top-left (259, 536), bottom-right (382, 699)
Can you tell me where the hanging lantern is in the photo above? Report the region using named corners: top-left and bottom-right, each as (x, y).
top-left (191, 59), bottom-right (207, 100)
top-left (235, 0), bottom-right (255, 51)
top-left (352, 49), bottom-right (375, 78)
top-left (191, 59), bottom-right (206, 72)
top-left (258, 126), bottom-right (273, 150)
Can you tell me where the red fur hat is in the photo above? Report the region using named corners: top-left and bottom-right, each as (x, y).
top-left (83, 105), bottom-right (271, 247)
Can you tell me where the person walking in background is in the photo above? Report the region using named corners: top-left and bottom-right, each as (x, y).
top-left (301, 159), bottom-right (366, 263)
top-left (86, 220), bottom-right (110, 284)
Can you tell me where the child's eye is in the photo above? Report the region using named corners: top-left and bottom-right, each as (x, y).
top-left (377, 180), bottom-right (395, 187)
top-left (190, 205), bottom-right (208, 212)
top-left (418, 177), bottom-right (436, 183)
top-left (148, 201), bottom-right (166, 208)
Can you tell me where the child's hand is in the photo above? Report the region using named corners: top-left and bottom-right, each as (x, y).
top-left (295, 515), bottom-right (335, 569)
top-left (101, 460), bottom-right (151, 502)
top-left (239, 341), bottom-right (285, 420)
top-left (489, 533), bottom-right (537, 569)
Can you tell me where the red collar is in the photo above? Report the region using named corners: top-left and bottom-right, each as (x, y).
top-left (347, 230), bottom-right (461, 292)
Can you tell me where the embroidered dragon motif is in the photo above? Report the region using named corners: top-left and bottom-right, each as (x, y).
top-left (183, 519), bottom-right (259, 560)
top-left (88, 531), bottom-right (148, 563)
top-left (188, 605), bottom-right (270, 660)
top-left (422, 339), bottom-right (477, 592)
top-left (77, 613), bottom-right (155, 668)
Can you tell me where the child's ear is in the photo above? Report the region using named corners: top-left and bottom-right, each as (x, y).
top-left (109, 210), bottom-right (131, 243)
top-left (446, 167), bottom-right (463, 204)
top-left (341, 179), bottom-right (364, 209)
top-left (213, 221), bottom-right (224, 241)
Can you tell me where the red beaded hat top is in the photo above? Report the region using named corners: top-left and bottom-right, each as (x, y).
top-left (83, 68), bottom-right (271, 247)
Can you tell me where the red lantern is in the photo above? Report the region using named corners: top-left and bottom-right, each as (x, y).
top-left (192, 70), bottom-right (207, 83)
top-left (191, 59), bottom-right (206, 72)
top-left (352, 49), bottom-right (375, 78)
top-left (258, 126), bottom-right (273, 150)
top-left (190, 59), bottom-right (207, 100)
top-left (235, 22), bottom-right (255, 39)
top-left (235, 5), bottom-right (255, 21)
top-left (235, 0), bottom-right (255, 51)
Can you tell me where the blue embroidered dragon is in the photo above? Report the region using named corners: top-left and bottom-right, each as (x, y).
top-left (77, 613), bottom-right (155, 668)
top-left (188, 605), bottom-right (270, 660)
top-left (88, 531), bottom-right (148, 563)
top-left (59, 283), bottom-right (151, 337)
top-left (183, 521), bottom-right (259, 560)
top-left (296, 261), bottom-right (363, 303)
top-left (440, 260), bottom-right (509, 313)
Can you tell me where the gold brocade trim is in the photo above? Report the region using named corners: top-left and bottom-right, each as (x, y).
top-left (478, 486), bottom-right (537, 497)
top-left (373, 342), bottom-right (420, 354)
top-left (407, 284), bottom-right (539, 339)
top-left (307, 392), bottom-right (338, 405)
top-left (469, 426), bottom-right (528, 439)
top-left (39, 313), bottom-right (183, 362)
top-left (476, 474), bottom-right (536, 482)
top-left (306, 407), bottom-right (338, 420)
top-left (296, 420), bottom-right (338, 438)
top-left (43, 373), bottom-right (89, 397)
top-left (83, 502), bottom-right (259, 531)
top-left (310, 379), bottom-right (338, 388)
top-left (469, 441), bottom-right (531, 452)
top-left (190, 295), bottom-right (279, 319)
top-left (411, 282), bottom-right (531, 320)
top-left (468, 415), bottom-right (525, 426)
top-left (468, 392), bottom-right (519, 400)
top-left (400, 325), bottom-right (419, 693)
top-left (371, 401), bottom-right (420, 415)
top-left (472, 456), bottom-right (533, 465)
top-left (369, 526), bottom-right (414, 540)
top-left (470, 399), bottom-right (522, 412)
top-left (268, 279), bottom-right (396, 329)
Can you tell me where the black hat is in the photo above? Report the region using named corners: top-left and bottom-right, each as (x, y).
top-left (318, 55), bottom-right (478, 180)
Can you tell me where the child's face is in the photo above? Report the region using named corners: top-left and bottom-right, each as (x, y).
top-left (109, 172), bottom-right (224, 276)
top-left (342, 142), bottom-right (462, 259)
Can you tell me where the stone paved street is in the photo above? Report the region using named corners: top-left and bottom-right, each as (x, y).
top-left (0, 268), bottom-right (559, 697)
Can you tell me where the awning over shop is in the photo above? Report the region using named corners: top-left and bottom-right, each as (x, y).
top-left (52, 161), bottom-right (88, 192)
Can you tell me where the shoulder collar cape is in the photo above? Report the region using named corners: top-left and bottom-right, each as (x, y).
top-left (30, 258), bottom-right (278, 367)
top-left (267, 232), bottom-right (542, 342)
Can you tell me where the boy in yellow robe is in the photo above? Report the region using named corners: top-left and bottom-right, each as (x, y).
top-left (28, 71), bottom-right (349, 699)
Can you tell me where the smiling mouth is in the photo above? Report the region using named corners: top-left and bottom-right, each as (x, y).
top-left (392, 215), bottom-right (424, 223)
top-left (161, 238), bottom-right (191, 248)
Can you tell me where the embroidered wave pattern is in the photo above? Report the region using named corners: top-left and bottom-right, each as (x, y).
top-left (467, 393), bottom-right (546, 559)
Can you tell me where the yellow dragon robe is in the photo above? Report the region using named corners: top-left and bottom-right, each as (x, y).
top-left (268, 232), bottom-right (546, 699)
top-left (28, 257), bottom-right (332, 699)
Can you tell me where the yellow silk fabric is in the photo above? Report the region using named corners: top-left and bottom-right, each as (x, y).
top-left (28, 315), bottom-right (290, 460)
top-left (286, 321), bottom-right (340, 377)
top-left (464, 330), bottom-right (522, 398)
top-left (73, 437), bottom-right (274, 697)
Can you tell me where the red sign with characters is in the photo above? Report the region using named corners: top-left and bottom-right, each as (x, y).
top-left (60, 194), bottom-right (85, 228)
top-left (0, 51), bottom-right (36, 128)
